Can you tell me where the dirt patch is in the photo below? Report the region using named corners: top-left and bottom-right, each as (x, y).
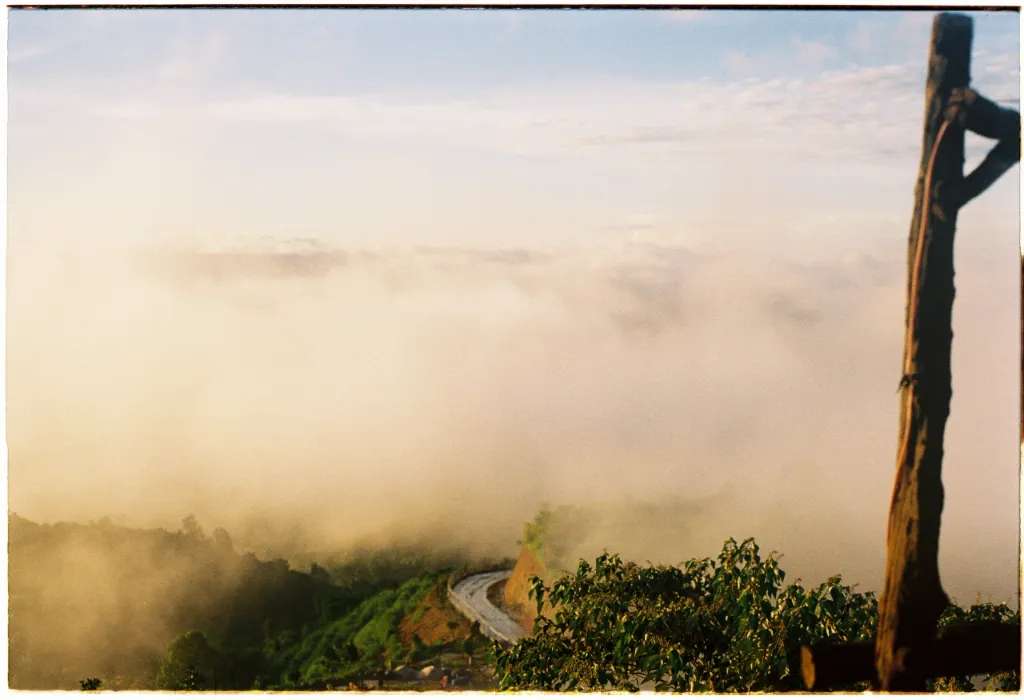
top-left (399, 585), bottom-right (472, 646)
top-left (503, 546), bottom-right (549, 630)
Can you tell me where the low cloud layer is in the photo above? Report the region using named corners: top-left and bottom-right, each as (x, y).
top-left (8, 228), bottom-right (1018, 603)
top-left (8, 9), bottom-right (1019, 605)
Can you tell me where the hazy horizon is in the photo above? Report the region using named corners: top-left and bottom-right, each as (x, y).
top-left (7, 8), bottom-right (1021, 604)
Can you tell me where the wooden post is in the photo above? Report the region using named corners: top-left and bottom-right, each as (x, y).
top-left (876, 12), bottom-right (1020, 690)
top-left (796, 13), bottom-right (1017, 691)
top-left (875, 13), bottom-right (969, 690)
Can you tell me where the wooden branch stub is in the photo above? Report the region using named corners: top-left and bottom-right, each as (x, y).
top-left (947, 87), bottom-right (1021, 207)
top-left (803, 622), bottom-right (1021, 690)
top-left (801, 639), bottom-right (874, 690)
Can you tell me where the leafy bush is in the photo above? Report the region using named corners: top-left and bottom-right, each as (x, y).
top-left (78, 678), bottom-right (102, 691)
top-left (496, 539), bottom-right (1020, 692)
top-left (522, 507), bottom-right (553, 556)
top-left (496, 538), bottom-right (878, 692)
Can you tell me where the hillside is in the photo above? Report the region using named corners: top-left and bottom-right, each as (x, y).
top-left (8, 514), bottom-right (494, 690)
top-left (9, 513), bottom-right (346, 688)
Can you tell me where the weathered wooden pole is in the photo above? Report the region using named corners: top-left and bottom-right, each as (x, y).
top-left (797, 13), bottom-right (1018, 691)
top-left (875, 13), bottom-right (969, 691)
top-left (876, 12), bottom-right (1020, 691)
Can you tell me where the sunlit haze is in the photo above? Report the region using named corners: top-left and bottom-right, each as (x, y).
top-left (7, 9), bottom-right (1020, 604)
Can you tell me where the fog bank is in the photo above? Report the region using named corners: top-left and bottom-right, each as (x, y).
top-left (8, 226), bottom-right (1019, 603)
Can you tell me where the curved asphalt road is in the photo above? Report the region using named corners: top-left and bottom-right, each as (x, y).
top-left (450, 570), bottom-right (527, 644)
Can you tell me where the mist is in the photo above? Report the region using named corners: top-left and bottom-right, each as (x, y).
top-left (8, 214), bottom-right (1018, 603)
top-left (7, 8), bottom-right (1020, 612)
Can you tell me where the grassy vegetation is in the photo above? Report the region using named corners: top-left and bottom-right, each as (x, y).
top-left (270, 573), bottom-right (436, 687)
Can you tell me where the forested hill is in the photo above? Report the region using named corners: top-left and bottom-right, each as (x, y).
top-left (9, 513), bottom-right (345, 688)
top-left (8, 514), bottom-right (497, 690)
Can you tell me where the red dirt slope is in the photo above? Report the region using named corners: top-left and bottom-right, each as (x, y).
top-left (502, 546), bottom-right (548, 630)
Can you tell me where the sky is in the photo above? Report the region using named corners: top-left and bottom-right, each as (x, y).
top-left (6, 9), bottom-right (1021, 602)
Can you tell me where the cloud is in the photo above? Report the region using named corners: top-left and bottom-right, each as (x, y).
top-left (7, 11), bottom-right (1019, 604)
top-left (723, 50), bottom-right (757, 77)
top-left (157, 31), bottom-right (228, 83)
top-left (13, 40), bottom-right (1017, 178)
top-left (8, 178), bottom-right (1019, 600)
top-left (413, 246), bottom-right (552, 268)
top-left (582, 125), bottom-right (701, 146)
top-left (7, 39), bottom-right (62, 64)
top-left (156, 249), bottom-right (350, 281)
top-left (763, 293), bottom-right (823, 327)
top-left (792, 37), bottom-right (837, 67)
top-left (847, 20), bottom-right (879, 55)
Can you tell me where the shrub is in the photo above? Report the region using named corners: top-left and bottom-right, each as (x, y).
top-left (496, 538), bottom-right (877, 692)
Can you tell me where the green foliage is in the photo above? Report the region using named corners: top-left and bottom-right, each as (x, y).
top-left (518, 504), bottom-right (596, 569)
top-left (8, 513), bottom-right (345, 689)
top-left (156, 631), bottom-right (222, 690)
top-left (19, 511), bottom-right (1015, 693)
top-left (326, 546), bottom-right (468, 601)
top-left (928, 603), bottom-right (1020, 692)
top-left (497, 540), bottom-right (1020, 693)
top-left (267, 573), bottom-right (440, 688)
top-left (496, 538), bottom-right (878, 692)
top-left (522, 507), bottom-right (553, 557)
top-left (11, 514), bottom-right (499, 691)
top-left (309, 562), bottom-right (331, 583)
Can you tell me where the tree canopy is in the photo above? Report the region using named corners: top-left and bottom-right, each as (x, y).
top-left (156, 631), bottom-right (222, 690)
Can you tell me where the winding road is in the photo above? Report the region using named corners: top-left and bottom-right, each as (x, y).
top-left (449, 570), bottom-right (527, 644)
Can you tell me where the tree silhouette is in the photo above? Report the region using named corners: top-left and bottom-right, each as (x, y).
top-left (156, 631), bottom-right (221, 690)
top-left (79, 677), bottom-right (102, 691)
